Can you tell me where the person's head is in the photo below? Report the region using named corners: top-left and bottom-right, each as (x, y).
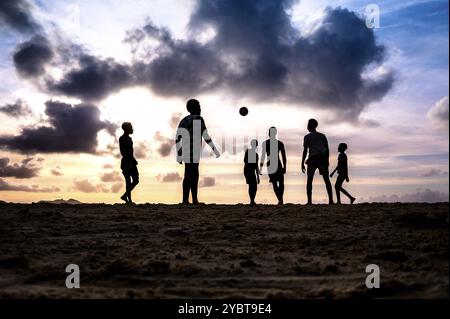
top-left (186, 99), bottom-right (201, 115)
top-left (122, 122), bottom-right (133, 134)
top-left (338, 143), bottom-right (348, 153)
top-left (250, 139), bottom-right (258, 149)
top-left (307, 119), bottom-right (318, 132)
top-left (269, 127), bottom-right (277, 138)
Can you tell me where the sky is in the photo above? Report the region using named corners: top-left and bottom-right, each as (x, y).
top-left (0, 0), bottom-right (448, 204)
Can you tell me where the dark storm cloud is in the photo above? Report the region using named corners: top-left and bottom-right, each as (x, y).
top-left (5, 0), bottom-right (393, 121)
top-left (126, 1), bottom-right (393, 119)
top-left (0, 99), bottom-right (32, 117)
top-left (13, 35), bottom-right (54, 78)
top-left (0, 157), bottom-right (39, 178)
top-left (0, 0), bottom-right (41, 33)
top-left (46, 54), bottom-right (134, 101)
top-left (0, 178), bottom-right (59, 192)
top-left (0, 100), bottom-right (117, 154)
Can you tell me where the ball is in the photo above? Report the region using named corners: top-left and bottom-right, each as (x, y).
top-left (239, 107), bottom-right (248, 116)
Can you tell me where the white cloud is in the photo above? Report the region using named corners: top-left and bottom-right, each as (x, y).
top-left (427, 96), bottom-right (449, 129)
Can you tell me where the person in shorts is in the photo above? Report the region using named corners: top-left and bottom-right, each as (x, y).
top-left (301, 119), bottom-right (333, 205)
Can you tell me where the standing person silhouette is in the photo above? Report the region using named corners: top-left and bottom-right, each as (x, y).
top-left (260, 127), bottom-right (287, 205)
top-left (119, 122), bottom-right (139, 204)
top-left (330, 143), bottom-right (356, 204)
top-left (244, 139), bottom-right (260, 205)
top-left (175, 99), bottom-right (220, 204)
top-left (301, 119), bottom-right (333, 205)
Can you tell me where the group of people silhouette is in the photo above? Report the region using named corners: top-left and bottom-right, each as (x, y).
top-left (119, 99), bottom-right (356, 205)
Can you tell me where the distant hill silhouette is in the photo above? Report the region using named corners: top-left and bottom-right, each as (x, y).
top-left (38, 198), bottom-right (82, 205)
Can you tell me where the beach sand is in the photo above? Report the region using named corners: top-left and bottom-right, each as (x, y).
top-left (0, 202), bottom-right (448, 298)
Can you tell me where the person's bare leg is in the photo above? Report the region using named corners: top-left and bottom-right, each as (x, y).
top-left (191, 164), bottom-right (200, 204)
top-left (249, 183), bottom-right (257, 205)
top-left (335, 185), bottom-right (341, 204)
top-left (272, 182), bottom-right (279, 203)
top-left (323, 174), bottom-right (334, 204)
top-left (278, 179), bottom-right (284, 205)
top-left (182, 164), bottom-right (190, 204)
top-left (340, 187), bottom-right (355, 203)
top-left (306, 172), bottom-right (314, 205)
top-left (121, 174), bottom-right (131, 203)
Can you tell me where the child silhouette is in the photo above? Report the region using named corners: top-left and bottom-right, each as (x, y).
top-left (244, 139), bottom-right (260, 205)
top-left (330, 143), bottom-right (356, 204)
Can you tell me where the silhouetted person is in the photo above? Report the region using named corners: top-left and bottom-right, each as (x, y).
top-left (175, 99), bottom-right (220, 204)
top-left (260, 127), bottom-right (287, 205)
top-left (301, 119), bottom-right (333, 205)
top-left (119, 122), bottom-right (139, 204)
top-left (330, 143), bottom-right (356, 204)
top-left (244, 139), bottom-right (260, 205)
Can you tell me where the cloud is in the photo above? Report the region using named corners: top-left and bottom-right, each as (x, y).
top-left (111, 182), bottom-right (122, 193)
top-left (367, 189), bottom-right (449, 203)
top-left (73, 179), bottom-right (112, 193)
top-left (0, 178), bottom-right (59, 192)
top-left (0, 100), bottom-right (117, 154)
top-left (0, 99), bottom-right (32, 118)
top-left (169, 112), bottom-right (183, 129)
top-left (427, 96), bottom-right (449, 129)
top-left (50, 169), bottom-right (63, 176)
top-left (0, 0), bottom-right (41, 33)
top-left (5, 1), bottom-right (392, 122)
top-left (419, 168), bottom-right (443, 177)
top-left (13, 35), bottom-right (54, 78)
top-left (134, 141), bottom-right (150, 159)
top-left (0, 157), bottom-right (39, 179)
top-left (156, 172), bottom-right (182, 183)
top-left (125, 2), bottom-right (393, 120)
top-left (199, 176), bottom-right (215, 187)
top-left (154, 131), bottom-right (172, 157)
top-left (46, 54), bottom-right (134, 101)
top-left (100, 171), bottom-right (122, 182)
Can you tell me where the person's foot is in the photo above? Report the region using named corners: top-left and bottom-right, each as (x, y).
top-left (250, 201), bottom-right (257, 206)
top-left (277, 200), bottom-right (284, 205)
top-left (350, 197), bottom-right (356, 204)
top-left (336, 201), bottom-right (342, 205)
top-left (306, 201), bottom-right (312, 205)
top-left (328, 201), bottom-right (334, 205)
top-left (192, 201), bottom-right (205, 205)
top-left (181, 201), bottom-right (190, 205)
top-left (120, 194), bottom-right (129, 203)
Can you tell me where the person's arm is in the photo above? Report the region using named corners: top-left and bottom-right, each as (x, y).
top-left (256, 154), bottom-right (260, 183)
top-left (330, 167), bottom-right (337, 178)
top-left (345, 155), bottom-right (349, 182)
top-left (259, 142), bottom-right (266, 175)
top-left (201, 118), bottom-right (220, 158)
top-left (175, 124), bottom-right (183, 164)
top-left (323, 134), bottom-right (330, 166)
top-left (301, 135), bottom-right (308, 173)
top-left (281, 143), bottom-right (287, 174)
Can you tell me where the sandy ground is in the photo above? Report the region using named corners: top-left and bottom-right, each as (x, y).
top-left (0, 202), bottom-right (448, 298)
